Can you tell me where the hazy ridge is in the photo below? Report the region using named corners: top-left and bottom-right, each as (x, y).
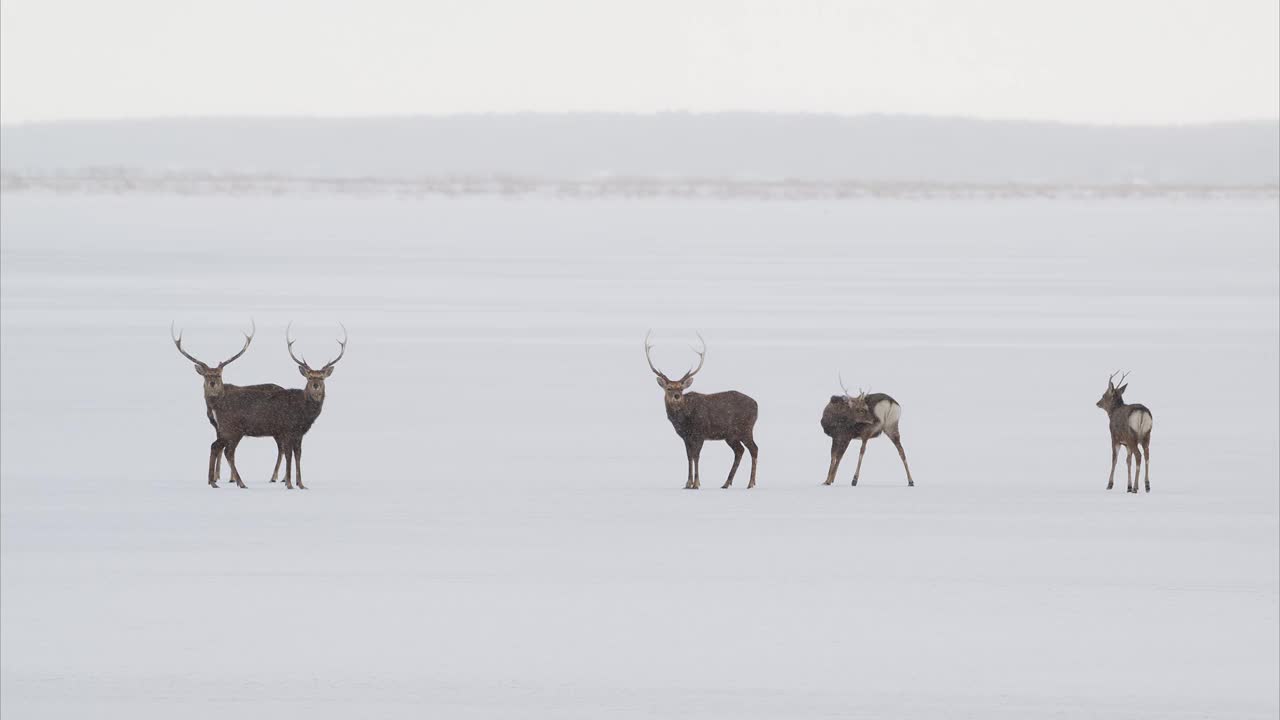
top-left (3, 114), bottom-right (1277, 186)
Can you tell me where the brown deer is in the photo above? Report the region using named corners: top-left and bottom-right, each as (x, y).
top-left (644, 331), bottom-right (758, 489)
top-left (209, 324), bottom-right (347, 490)
top-left (821, 376), bottom-right (914, 487)
top-left (171, 321), bottom-right (286, 487)
top-left (1096, 371), bottom-right (1153, 493)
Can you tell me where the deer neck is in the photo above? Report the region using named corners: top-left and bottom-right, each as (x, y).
top-left (664, 394), bottom-right (698, 424)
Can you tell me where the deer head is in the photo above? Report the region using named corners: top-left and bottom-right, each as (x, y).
top-left (645, 330), bottom-right (706, 405)
top-left (171, 320), bottom-right (256, 399)
top-left (287, 323), bottom-right (348, 402)
top-left (1096, 370), bottom-right (1130, 411)
top-left (838, 373), bottom-right (874, 417)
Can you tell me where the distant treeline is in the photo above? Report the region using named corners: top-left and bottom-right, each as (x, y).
top-left (2, 114), bottom-right (1277, 185)
top-left (3, 171), bottom-right (1276, 200)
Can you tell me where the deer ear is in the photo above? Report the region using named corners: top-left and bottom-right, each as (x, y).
top-left (193, 364), bottom-right (207, 376)
top-left (680, 376), bottom-right (695, 390)
top-left (298, 366), bottom-right (310, 378)
top-left (655, 376), bottom-right (667, 389)
top-left (320, 366), bottom-right (334, 378)
top-left (1116, 384), bottom-right (1127, 395)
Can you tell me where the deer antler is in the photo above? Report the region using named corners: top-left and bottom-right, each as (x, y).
top-left (217, 319), bottom-right (256, 369)
top-left (678, 332), bottom-right (706, 383)
top-left (170, 322), bottom-right (210, 370)
top-left (644, 330), bottom-right (669, 380)
top-left (286, 322), bottom-right (311, 371)
top-left (1116, 370), bottom-right (1130, 387)
top-left (838, 372), bottom-right (852, 399)
top-left (320, 323), bottom-right (348, 371)
top-left (288, 323), bottom-right (348, 372)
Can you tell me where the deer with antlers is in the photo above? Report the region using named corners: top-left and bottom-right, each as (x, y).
top-left (644, 331), bottom-right (758, 489)
top-left (171, 321), bottom-right (287, 488)
top-left (1096, 371), bottom-right (1153, 493)
top-left (821, 377), bottom-right (914, 487)
top-left (207, 324), bottom-right (348, 490)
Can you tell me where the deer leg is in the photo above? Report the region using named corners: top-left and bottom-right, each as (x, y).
top-left (691, 439), bottom-right (704, 489)
top-left (1134, 444), bottom-right (1145, 496)
top-left (743, 436), bottom-right (758, 489)
top-left (269, 437), bottom-right (284, 483)
top-left (282, 438), bottom-right (294, 489)
top-left (683, 439), bottom-right (695, 489)
top-left (1124, 447), bottom-right (1135, 493)
top-left (824, 436), bottom-right (851, 486)
top-left (888, 430), bottom-right (914, 487)
top-left (224, 437), bottom-right (247, 489)
top-left (1142, 437), bottom-right (1151, 493)
top-left (851, 438), bottom-right (869, 486)
top-left (214, 450), bottom-right (222, 482)
top-left (1106, 442), bottom-right (1118, 490)
top-left (293, 439), bottom-right (306, 489)
top-left (723, 440), bottom-right (745, 489)
top-left (208, 439), bottom-right (225, 488)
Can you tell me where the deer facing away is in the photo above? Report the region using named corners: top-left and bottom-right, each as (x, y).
top-left (1096, 371), bottom-right (1153, 493)
top-left (209, 325), bottom-right (347, 490)
top-left (171, 321), bottom-right (286, 488)
top-left (645, 332), bottom-right (758, 489)
top-left (821, 378), bottom-right (914, 487)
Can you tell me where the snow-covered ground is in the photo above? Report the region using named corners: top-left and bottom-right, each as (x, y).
top-left (2, 194), bottom-right (1277, 717)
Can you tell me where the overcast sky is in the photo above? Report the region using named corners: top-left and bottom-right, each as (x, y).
top-left (1, 0), bottom-right (1276, 125)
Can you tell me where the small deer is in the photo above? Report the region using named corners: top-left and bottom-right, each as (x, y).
top-left (645, 331), bottom-right (758, 489)
top-left (171, 321), bottom-right (286, 488)
top-left (1096, 371), bottom-right (1153, 493)
top-left (821, 377), bottom-right (914, 487)
top-left (210, 324), bottom-right (347, 490)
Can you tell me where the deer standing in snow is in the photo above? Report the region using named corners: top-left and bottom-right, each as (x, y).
top-left (1096, 371), bottom-right (1154, 493)
top-left (645, 331), bottom-right (758, 489)
top-left (171, 321), bottom-right (286, 487)
top-left (821, 377), bottom-right (914, 487)
top-left (207, 324), bottom-right (347, 489)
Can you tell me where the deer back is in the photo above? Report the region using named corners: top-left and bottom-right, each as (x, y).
top-left (211, 386), bottom-right (322, 439)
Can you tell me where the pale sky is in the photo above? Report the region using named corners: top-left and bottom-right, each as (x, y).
top-left (1, 0), bottom-right (1276, 125)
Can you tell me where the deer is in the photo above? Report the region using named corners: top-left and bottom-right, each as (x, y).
top-left (209, 324), bottom-right (347, 490)
top-left (1096, 371), bottom-right (1153, 493)
top-left (171, 321), bottom-right (287, 488)
top-left (821, 376), bottom-right (914, 487)
top-left (644, 331), bottom-right (758, 489)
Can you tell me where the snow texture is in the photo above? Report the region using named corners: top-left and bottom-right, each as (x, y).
top-left (2, 193), bottom-right (1277, 718)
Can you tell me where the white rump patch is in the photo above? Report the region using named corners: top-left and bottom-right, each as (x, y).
top-left (873, 400), bottom-right (901, 428)
top-left (1128, 411), bottom-right (1153, 436)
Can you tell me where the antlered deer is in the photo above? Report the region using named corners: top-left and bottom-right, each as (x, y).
top-left (171, 321), bottom-right (286, 487)
top-left (645, 331), bottom-right (758, 489)
top-left (1096, 371), bottom-right (1153, 493)
top-left (821, 377), bottom-right (914, 487)
top-left (209, 324), bottom-right (347, 490)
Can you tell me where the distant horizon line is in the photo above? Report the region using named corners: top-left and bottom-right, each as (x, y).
top-left (4, 110), bottom-right (1278, 131)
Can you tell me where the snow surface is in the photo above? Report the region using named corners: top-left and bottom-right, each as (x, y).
top-left (2, 194), bottom-right (1277, 717)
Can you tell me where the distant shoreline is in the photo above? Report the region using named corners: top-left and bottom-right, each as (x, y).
top-left (3, 171), bottom-right (1275, 201)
